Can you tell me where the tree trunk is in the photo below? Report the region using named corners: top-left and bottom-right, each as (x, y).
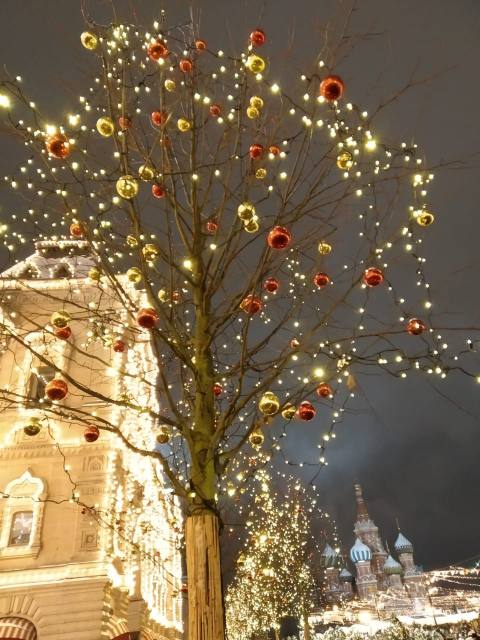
top-left (302, 609), bottom-right (311, 640)
top-left (185, 511), bottom-right (225, 640)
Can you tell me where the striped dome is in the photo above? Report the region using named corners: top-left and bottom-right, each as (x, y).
top-left (384, 554), bottom-right (403, 575)
top-left (350, 537), bottom-right (372, 563)
top-left (395, 532), bottom-right (413, 554)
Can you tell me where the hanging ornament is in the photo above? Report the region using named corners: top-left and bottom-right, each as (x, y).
top-left (314, 272), bottom-right (331, 288)
top-left (263, 277), bottom-right (279, 293)
top-left (363, 267), bottom-right (384, 287)
top-left (407, 317), bottom-right (426, 336)
top-left (45, 379), bottom-right (68, 401)
top-left (213, 382), bottom-right (223, 397)
top-left (268, 145), bottom-right (280, 156)
top-left (84, 425), bottom-right (100, 443)
top-left (164, 78), bottom-right (176, 92)
top-left (80, 31), bottom-right (98, 51)
top-left (151, 110), bottom-right (168, 127)
top-left (250, 96), bottom-right (264, 110)
top-left (55, 326), bottom-right (72, 340)
top-left (281, 403), bottom-right (296, 420)
top-left (240, 294), bottom-right (263, 315)
top-left (250, 29), bottom-right (266, 47)
top-left (246, 55), bottom-right (266, 74)
top-left (249, 143), bottom-right (264, 159)
top-left (152, 184), bottom-right (166, 198)
top-left (69, 222), bottom-right (84, 238)
top-left (157, 425), bottom-right (171, 444)
top-left (96, 116), bottom-right (115, 137)
top-left (142, 244), bottom-right (159, 261)
top-left (177, 118), bottom-right (191, 132)
top-left (118, 115), bottom-right (132, 130)
top-left (316, 382), bottom-right (332, 398)
top-left (244, 218), bottom-right (260, 233)
top-left (290, 338), bottom-right (300, 349)
top-left (51, 310), bottom-right (70, 328)
top-left (116, 175), bottom-right (139, 199)
top-left (414, 208), bottom-right (435, 227)
top-left (126, 235), bottom-right (138, 248)
top-left (46, 133), bottom-right (70, 159)
top-left (209, 104), bottom-right (221, 118)
top-left (113, 339), bottom-right (126, 353)
top-left (255, 168), bottom-right (267, 180)
top-left (139, 164), bottom-right (155, 181)
top-left (319, 75), bottom-right (345, 101)
top-left (179, 59), bottom-right (193, 73)
top-left (127, 267), bottom-right (142, 283)
top-left (195, 39), bottom-right (207, 51)
top-left (259, 391), bottom-right (280, 416)
top-left (267, 226), bottom-right (291, 250)
top-left (237, 202), bottom-right (256, 222)
top-left (318, 241), bottom-right (332, 255)
top-left (88, 267), bottom-right (101, 281)
top-left (147, 40), bottom-right (169, 61)
top-left (24, 418), bottom-right (41, 437)
top-left (247, 106), bottom-right (260, 119)
top-left (336, 150), bottom-right (353, 170)
top-left (249, 429), bottom-right (264, 447)
top-left (206, 219), bottom-right (218, 233)
top-left (137, 307), bottom-right (159, 329)
top-left (297, 401), bottom-right (316, 421)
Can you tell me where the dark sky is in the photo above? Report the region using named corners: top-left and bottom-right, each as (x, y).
top-left (1, 0), bottom-right (479, 571)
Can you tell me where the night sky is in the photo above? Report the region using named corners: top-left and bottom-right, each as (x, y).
top-left (1, 0), bottom-right (479, 572)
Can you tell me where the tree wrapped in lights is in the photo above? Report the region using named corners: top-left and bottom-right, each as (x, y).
top-left (0, 10), bottom-right (478, 640)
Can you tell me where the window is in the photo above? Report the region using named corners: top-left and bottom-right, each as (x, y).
top-left (54, 264), bottom-right (71, 278)
top-left (26, 365), bottom-right (56, 402)
top-left (9, 511), bottom-right (33, 546)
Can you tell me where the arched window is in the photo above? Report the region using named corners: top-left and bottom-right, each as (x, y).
top-left (53, 263), bottom-right (72, 279)
top-left (0, 617), bottom-right (37, 640)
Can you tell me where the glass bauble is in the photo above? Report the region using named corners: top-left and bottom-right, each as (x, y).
top-left (116, 175), bottom-right (139, 199)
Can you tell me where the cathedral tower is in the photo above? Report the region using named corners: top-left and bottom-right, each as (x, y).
top-left (395, 532), bottom-right (425, 597)
top-left (353, 484), bottom-right (388, 587)
top-left (350, 538), bottom-right (377, 600)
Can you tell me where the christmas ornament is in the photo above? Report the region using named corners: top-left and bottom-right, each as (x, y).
top-left (51, 310), bottom-right (70, 328)
top-left (195, 39), bottom-right (207, 51)
top-left (24, 418), bottom-right (41, 437)
top-left (55, 326), bottom-right (72, 340)
top-left (415, 208), bottom-right (435, 227)
top-left (246, 55), bottom-right (266, 74)
top-left (268, 145), bottom-right (280, 156)
top-left (259, 391), bottom-right (280, 416)
top-left (151, 110), bottom-right (168, 126)
top-left (247, 106), bottom-right (260, 119)
top-left (263, 277), bottom-right (279, 293)
top-left (152, 184), bottom-right (166, 198)
top-left (96, 116), bottom-right (115, 137)
top-left (314, 272), bottom-right (331, 288)
top-left (316, 382), bottom-right (332, 398)
top-left (157, 425), bottom-right (171, 444)
top-left (206, 219), bottom-right (218, 233)
top-left (250, 29), bottom-right (266, 47)
top-left (80, 31), bottom-right (98, 51)
top-left (318, 241), bottom-right (332, 255)
top-left (319, 75), bottom-right (345, 101)
top-left (139, 164), bottom-right (155, 181)
top-left (407, 317), bottom-right (426, 336)
top-left (281, 403), bottom-right (296, 420)
top-left (164, 78), bottom-right (176, 92)
top-left (249, 429), bottom-right (264, 447)
top-left (297, 400), bottom-right (316, 421)
top-left (336, 150), bottom-right (353, 170)
top-left (363, 267), bottom-right (384, 287)
top-left (290, 338), bottom-right (300, 348)
top-left (177, 118), bottom-right (191, 132)
top-left (45, 379), bottom-right (68, 401)
top-left (213, 382), bottom-right (223, 397)
top-left (244, 218), bottom-right (260, 233)
top-left (148, 40), bottom-right (169, 61)
top-left (118, 115), bottom-right (132, 130)
top-left (240, 294), bottom-right (263, 315)
top-left (46, 133), bottom-right (70, 159)
top-left (142, 244), bottom-right (159, 261)
top-left (127, 267), bottom-right (142, 283)
top-left (69, 222), bottom-right (84, 237)
top-left (209, 104), bottom-right (221, 118)
top-left (137, 307), bottom-right (159, 329)
top-left (126, 235), bottom-right (138, 247)
top-left (84, 425), bottom-right (100, 443)
top-left (255, 168), bottom-right (267, 179)
top-left (113, 339), bottom-right (126, 353)
top-left (116, 175), bottom-right (139, 199)
top-left (250, 96), bottom-right (264, 110)
top-left (88, 267), bottom-right (101, 281)
top-left (267, 226), bottom-right (291, 249)
top-left (237, 202), bottom-right (256, 222)
top-left (249, 143), bottom-right (264, 159)
top-left (179, 59), bottom-right (193, 73)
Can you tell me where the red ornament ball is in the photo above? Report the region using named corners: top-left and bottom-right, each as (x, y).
top-left (316, 382), bottom-right (332, 398)
top-left (118, 116), bottom-right (132, 130)
top-left (148, 40), bottom-right (169, 61)
top-left (407, 317), bottom-right (426, 336)
top-left (206, 219), bottom-right (218, 233)
top-left (269, 145), bottom-right (280, 156)
top-left (267, 226), bottom-right (292, 250)
top-left (297, 401), bottom-right (316, 421)
top-left (319, 75), bottom-right (345, 101)
top-left (152, 184), bottom-right (166, 199)
top-left (195, 39), bottom-right (207, 51)
top-left (55, 326), bottom-right (72, 341)
top-left (240, 294), bottom-right (263, 315)
top-left (84, 425), bottom-right (100, 443)
top-left (213, 382), bottom-right (223, 397)
top-left (137, 307), bottom-right (159, 329)
top-left (113, 339), bottom-right (126, 353)
top-left (171, 291), bottom-right (181, 302)
top-left (249, 143), bottom-right (264, 159)
top-left (250, 29), bottom-right (266, 47)
top-left (209, 104), bottom-right (222, 118)
top-left (263, 277), bottom-right (279, 293)
top-left (151, 110), bottom-right (168, 127)
top-left (314, 272), bottom-right (331, 288)
top-left (290, 338), bottom-right (300, 349)
top-left (363, 267), bottom-right (384, 287)
top-left (45, 379), bottom-right (68, 401)
top-left (69, 222), bottom-right (84, 238)
top-left (46, 133), bottom-right (70, 159)
top-left (179, 58), bottom-right (193, 73)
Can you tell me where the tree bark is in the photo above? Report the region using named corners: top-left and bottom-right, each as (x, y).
top-left (185, 511), bottom-right (225, 640)
top-left (302, 609), bottom-right (311, 640)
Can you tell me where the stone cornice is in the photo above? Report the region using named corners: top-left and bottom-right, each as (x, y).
top-left (0, 560), bottom-right (110, 588)
top-left (0, 441), bottom-right (111, 460)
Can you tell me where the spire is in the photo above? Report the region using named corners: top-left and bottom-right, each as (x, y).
top-left (354, 483), bottom-right (370, 521)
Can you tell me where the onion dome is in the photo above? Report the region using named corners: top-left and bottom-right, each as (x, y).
top-left (350, 537), bottom-right (372, 563)
top-left (339, 567), bottom-right (353, 582)
top-left (383, 555), bottom-right (403, 575)
top-left (395, 532), bottom-right (413, 554)
top-left (321, 544), bottom-right (338, 567)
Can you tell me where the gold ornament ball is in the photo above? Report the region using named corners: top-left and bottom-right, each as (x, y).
top-left (249, 429), bottom-right (264, 448)
top-left (336, 150), bottom-right (354, 170)
top-left (318, 241), bottom-right (332, 255)
top-left (127, 267), bottom-right (142, 283)
top-left (158, 288), bottom-right (167, 302)
top-left (142, 243), bottom-right (159, 261)
top-left (139, 164), bottom-right (155, 181)
top-left (116, 175), bottom-right (139, 199)
top-left (246, 106), bottom-right (260, 119)
top-left (156, 425), bottom-right (171, 444)
top-left (96, 116), bottom-right (115, 137)
top-left (126, 235), bottom-right (138, 247)
top-left (51, 310), bottom-right (70, 328)
top-left (246, 55), bottom-right (266, 74)
top-left (88, 267), bottom-right (101, 281)
top-left (259, 391), bottom-right (280, 416)
top-left (177, 118), bottom-right (191, 132)
top-left (164, 79), bottom-right (176, 92)
top-left (281, 403), bottom-right (296, 420)
top-left (80, 31), bottom-right (98, 51)
top-left (415, 209), bottom-right (435, 227)
top-left (249, 95), bottom-right (264, 110)
top-left (237, 202), bottom-right (256, 221)
top-left (255, 168), bottom-right (267, 180)
top-left (244, 217), bottom-right (260, 233)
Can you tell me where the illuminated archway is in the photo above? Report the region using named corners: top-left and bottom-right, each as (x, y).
top-left (0, 617), bottom-right (37, 640)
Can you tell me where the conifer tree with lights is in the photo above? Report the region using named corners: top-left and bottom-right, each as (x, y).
top-left (0, 10), bottom-right (478, 640)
